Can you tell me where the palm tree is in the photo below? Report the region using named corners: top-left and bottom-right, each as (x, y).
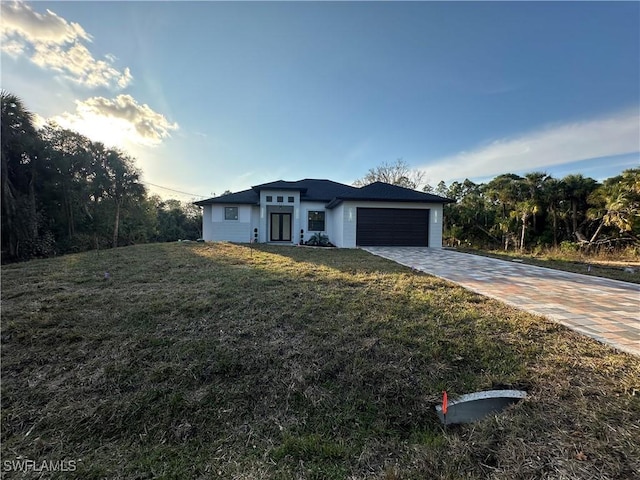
top-left (560, 174), bottom-right (598, 240)
top-left (541, 177), bottom-right (563, 247)
top-left (1, 91), bottom-right (39, 258)
top-left (485, 174), bottom-right (525, 249)
top-left (588, 169), bottom-right (640, 244)
top-left (523, 172), bottom-right (551, 233)
top-left (512, 199), bottom-right (539, 252)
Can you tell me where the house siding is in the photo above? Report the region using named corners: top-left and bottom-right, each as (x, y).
top-left (331, 204), bottom-right (345, 248)
top-left (204, 204), bottom-right (254, 243)
top-left (250, 206), bottom-right (260, 242)
top-left (300, 201), bottom-right (329, 244)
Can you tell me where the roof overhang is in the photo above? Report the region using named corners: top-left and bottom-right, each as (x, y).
top-left (326, 196), bottom-right (454, 209)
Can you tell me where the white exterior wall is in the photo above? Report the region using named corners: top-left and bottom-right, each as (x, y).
top-left (330, 204), bottom-right (345, 248)
top-left (430, 204), bottom-right (444, 248)
top-left (337, 201), bottom-right (444, 249)
top-left (250, 206), bottom-right (260, 242)
top-left (300, 201), bottom-right (329, 244)
top-left (202, 205), bottom-right (215, 240)
top-left (340, 203), bottom-right (358, 248)
top-left (204, 204), bottom-right (254, 243)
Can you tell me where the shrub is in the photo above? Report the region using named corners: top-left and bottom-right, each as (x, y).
top-left (305, 233), bottom-right (333, 247)
top-left (559, 241), bottom-right (580, 254)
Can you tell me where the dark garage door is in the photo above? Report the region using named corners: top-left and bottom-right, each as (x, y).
top-left (356, 208), bottom-right (429, 246)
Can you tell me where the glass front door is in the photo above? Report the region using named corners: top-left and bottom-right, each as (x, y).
top-left (270, 213), bottom-right (292, 241)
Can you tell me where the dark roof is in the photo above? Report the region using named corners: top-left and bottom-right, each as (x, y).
top-left (194, 188), bottom-right (258, 206)
top-left (325, 181), bottom-right (453, 208)
top-left (194, 179), bottom-right (452, 206)
top-left (297, 179), bottom-right (360, 202)
top-left (249, 179), bottom-right (360, 202)
top-left (250, 180), bottom-right (307, 192)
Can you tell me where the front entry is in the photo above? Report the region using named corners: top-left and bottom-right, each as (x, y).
top-left (270, 213), bottom-right (292, 241)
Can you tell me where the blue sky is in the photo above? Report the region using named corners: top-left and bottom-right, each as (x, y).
top-left (2, 1), bottom-right (638, 200)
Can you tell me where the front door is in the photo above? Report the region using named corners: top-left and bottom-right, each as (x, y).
top-left (270, 213), bottom-right (292, 241)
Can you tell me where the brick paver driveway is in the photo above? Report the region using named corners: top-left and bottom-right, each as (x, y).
top-left (363, 247), bottom-right (640, 356)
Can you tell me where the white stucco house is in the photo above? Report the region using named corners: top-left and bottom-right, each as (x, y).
top-left (194, 179), bottom-right (452, 248)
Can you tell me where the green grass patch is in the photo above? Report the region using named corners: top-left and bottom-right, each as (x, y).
top-left (2, 242), bottom-right (639, 479)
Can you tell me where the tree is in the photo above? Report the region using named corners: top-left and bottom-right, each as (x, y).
top-left (441, 179), bottom-right (500, 248)
top-left (523, 172), bottom-right (551, 233)
top-left (512, 199), bottom-right (538, 252)
top-left (560, 174), bottom-right (598, 241)
top-left (1, 90), bottom-right (205, 261)
top-left (354, 158), bottom-right (425, 190)
top-left (587, 169), bottom-right (640, 245)
top-left (96, 149), bottom-right (145, 248)
top-left (1, 90), bottom-right (43, 259)
top-left (485, 174), bottom-right (525, 218)
top-left (154, 198), bottom-right (202, 242)
top-left (485, 174), bottom-right (526, 249)
top-left (40, 123), bottom-right (95, 241)
top-left (118, 195), bottom-right (158, 245)
top-left (434, 180), bottom-right (448, 198)
top-left (542, 177), bottom-right (563, 247)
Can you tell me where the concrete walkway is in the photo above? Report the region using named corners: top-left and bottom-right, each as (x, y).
top-left (363, 247), bottom-right (640, 356)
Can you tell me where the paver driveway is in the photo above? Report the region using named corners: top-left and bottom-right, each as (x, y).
top-left (363, 247), bottom-right (640, 356)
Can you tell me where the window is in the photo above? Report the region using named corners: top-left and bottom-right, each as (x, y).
top-left (287, 196), bottom-right (294, 203)
top-left (224, 207), bottom-right (238, 220)
top-left (277, 196), bottom-right (283, 203)
top-left (266, 195), bottom-right (273, 202)
top-left (308, 211), bottom-right (325, 231)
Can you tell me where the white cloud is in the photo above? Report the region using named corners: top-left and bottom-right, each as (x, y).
top-left (420, 110), bottom-right (640, 182)
top-left (0, 1), bottom-right (90, 44)
top-left (1, 1), bottom-right (131, 89)
top-left (1, 38), bottom-right (25, 57)
top-left (51, 95), bottom-right (179, 148)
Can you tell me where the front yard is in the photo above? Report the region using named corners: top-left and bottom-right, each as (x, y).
top-left (2, 242), bottom-right (639, 479)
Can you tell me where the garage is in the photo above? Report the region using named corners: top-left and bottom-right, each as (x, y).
top-left (356, 208), bottom-right (430, 246)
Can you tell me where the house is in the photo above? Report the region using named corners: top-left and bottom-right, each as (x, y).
top-left (194, 179), bottom-right (453, 248)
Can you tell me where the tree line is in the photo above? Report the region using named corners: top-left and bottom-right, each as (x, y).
top-left (1, 91), bottom-right (201, 263)
top-left (357, 159), bottom-right (639, 252)
top-left (431, 170), bottom-right (639, 252)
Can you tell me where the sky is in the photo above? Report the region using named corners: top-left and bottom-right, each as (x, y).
top-left (1, 1), bottom-right (639, 201)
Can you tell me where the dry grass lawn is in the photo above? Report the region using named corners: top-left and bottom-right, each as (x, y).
top-left (2, 242), bottom-right (639, 479)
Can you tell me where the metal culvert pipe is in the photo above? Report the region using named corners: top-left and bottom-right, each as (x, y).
top-left (435, 390), bottom-right (527, 424)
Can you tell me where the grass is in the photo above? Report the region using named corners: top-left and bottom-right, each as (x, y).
top-left (454, 246), bottom-right (640, 284)
top-left (2, 242), bottom-right (639, 479)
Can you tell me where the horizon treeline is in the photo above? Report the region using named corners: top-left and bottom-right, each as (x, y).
top-left (429, 169), bottom-right (639, 252)
top-left (1, 91), bottom-right (201, 263)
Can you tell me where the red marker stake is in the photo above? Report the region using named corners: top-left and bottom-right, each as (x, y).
top-left (442, 390), bottom-right (448, 426)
